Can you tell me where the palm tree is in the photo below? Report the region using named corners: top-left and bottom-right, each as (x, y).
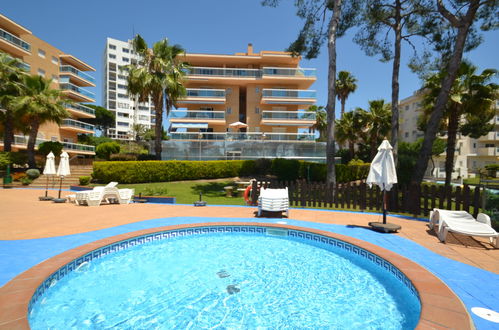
top-left (127, 35), bottom-right (187, 160)
top-left (336, 71), bottom-right (357, 119)
top-left (335, 111), bottom-right (362, 159)
top-left (10, 75), bottom-right (69, 168)
top-left (307, 105), bottom-right (327, 141)
top-left (0, 52), bottom-right (26, 152)
top-left (421, 61), bottom-right (498, 186)
top-left (358, 100), bottom-right (391, 158)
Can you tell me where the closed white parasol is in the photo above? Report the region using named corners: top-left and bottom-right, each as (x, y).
top-left (40, 152), bottom-right (56, 200)
top-left (55, 151), bottom-right (71, 201)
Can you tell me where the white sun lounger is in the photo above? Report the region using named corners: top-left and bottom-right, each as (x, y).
top-left (75, 183), bottom-right (134, 206)
top-left (257, 187), bottom-right (289, 217)
top-left (430, 209), bottom-right (498, 248)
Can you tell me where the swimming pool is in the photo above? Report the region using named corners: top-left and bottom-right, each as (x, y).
top-left (28, 225), bottom-right (421, 329)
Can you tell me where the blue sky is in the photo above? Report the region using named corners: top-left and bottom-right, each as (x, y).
top-left (2, 1), bottom-right (498, 116)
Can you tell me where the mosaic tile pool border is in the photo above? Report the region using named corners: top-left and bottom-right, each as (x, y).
top-left (28, 225), bottom-right (419, 312)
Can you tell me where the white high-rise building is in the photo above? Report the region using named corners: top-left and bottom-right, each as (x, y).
top-left (102, 37), bottom-right (154, 140)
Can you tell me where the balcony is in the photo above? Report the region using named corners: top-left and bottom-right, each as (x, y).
top-left (261, 110), bottom-right (316, 127)
top-left (0, 28), bottom-right (30, 56)
top-left (169, 131), bottom-right (316, 142)
top-left (59, 79), bottom-right (95, 102)
top-left (476, 147), bottom-right (499, 156)
top-left (177, 88), bottom-right (226, 104)
top-left (478, 131), bottom-right (499, 141)
top-left (262, 67), bottom-right (316, 77)
top-left (60, 65), bottom-right (95, 87)
top-left (261, 89), bottom-right (316, 105)
top-left (169, 110), bottom-right (225, 124)
top-left (187, 67), bottom-right (261, 80)
top-left (60, 118), bottom-right (94, 134)
top-left (2, 135), bottom-right (95, 155)
top-left (64, 102), bottom-right (95, 119)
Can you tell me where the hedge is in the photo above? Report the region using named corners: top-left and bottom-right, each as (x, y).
top-left (92, 159), bottom-right (370, 184)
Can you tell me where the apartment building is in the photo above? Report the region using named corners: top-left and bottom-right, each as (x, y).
top-left (102, 37), bottom-right (154, 140)
top-left (0, 14), bottom-right (96, 156)
top-left (399, 91), bottom-right (499, 179)
top-left (164, 44), bottom-right (322, 160)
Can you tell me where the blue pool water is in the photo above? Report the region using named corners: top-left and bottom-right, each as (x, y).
top-left (29, 233), bottom-right (420, 329)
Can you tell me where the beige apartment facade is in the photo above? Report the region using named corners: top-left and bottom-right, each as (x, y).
top-left (169, 44), bottom-right (317, 142)
top-left (399, 91), bottom-right (499, 179)
top-left (0, 14), bottom-right (95, 156)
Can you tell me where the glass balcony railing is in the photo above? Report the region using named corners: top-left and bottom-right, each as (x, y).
top-left (262, 89), bottom-right (316, 99)
top-left (187, 67), bottom-right (261, 78)
top-left (11, 135), bottom-right (94, 152)
top-left (59, 78), bottom-right (95, 99)
top-left (170, 110), bottom-right (225, 120)
top-left (0, 28), bottom-right (31, 52)
top-left (62, 141), bottom-right (95, 152)
top-left (169, 132), bottom-right (316, 141)
top-left (186, 88), bottom-right (225, 98)
top-left (263, 67), bottom-right (316, 77)
top-left (18, 61), bottom-right (30, 71)
top-left (60, 65), bottom-right (95, 83)
top-left (262, 111), bottom-right (316, 121)
top-left (61, 118), bottom-right (95, 131)
top-left (64, 102), bottom-right (95, 116)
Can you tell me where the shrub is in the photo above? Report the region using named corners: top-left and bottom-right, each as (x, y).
top-left (96, 142), bottom-right (121, 160)
top-left (12, 172), bottom-right (27, 181)
top-left (79, 176), bottom-right (91, 186)
top-left (8, 152), bottom-right (28, 167)
top-left (26, 169), bottom-right (40, 179)
top-left (37, 141), bottom-right (63, 157)
top-left (137, 154), bottom-right (157, 161)
top-left (109, 153), bottom-right (138, 161)
top-left (271, 158), bottom-right (301, 181)
top-left (347, 158), bottom-right (365, 165)
top-left (0, 152), bottom-right (9, 170)
top-left (21, 177), bottom-right (32, 185)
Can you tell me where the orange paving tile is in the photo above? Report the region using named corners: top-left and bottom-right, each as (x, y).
top-left (1, 189), bottom-right (497, 274)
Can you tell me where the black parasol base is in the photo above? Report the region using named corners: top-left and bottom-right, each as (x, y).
top-left (52, 198), bottom-right (67, 203)
top-left (39, 196), bottom-right (54, 201)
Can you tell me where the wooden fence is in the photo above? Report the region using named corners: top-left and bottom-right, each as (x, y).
top-left (251, 180), bottom-right (483, 218)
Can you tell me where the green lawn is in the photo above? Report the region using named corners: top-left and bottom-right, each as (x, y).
top-left (116, 179), bottom-right (247, 205)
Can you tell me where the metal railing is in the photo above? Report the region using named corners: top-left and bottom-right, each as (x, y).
top-left (59, 80), bottom-right (95, 99)
top-left (61, 118), bottom-right (95, 131)
top-left (64, 103), bottom-right (95, 116)
top-left (0, 28), bottom-right (30, 52)
top-left (262, 67), bottom-right (316, 77)
top-left (60, 65), bottom-right (95, 83)
top-left (262, 89), bottom-right (316, 99)
top-left (262, 110), bottom-right (316, 121)
top-left (187, 67), bottom-right (261, 78)
top-left (185, 88), bottom-right (226, 98)
top-left (169, 110), bottom-right (225, 120)
top-left (169, 132), bottom-right (315, 141)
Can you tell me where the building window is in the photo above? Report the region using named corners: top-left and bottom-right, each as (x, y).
top-left (37, 68), bottom-right (45, 77)
top-left (51, 136), bottom-right (58, 142)
top-left (255, 87), bottom-right (260, 93)
top-left (122, 48), bottom-right (129, 53)
top-left (405, 105), bottom-right (409, 111)
top-left (38, 49), bottom-right (45, 58)
top-left (117, 122), bottom-right (129, 127)
top-left (109, 44), bottom-right (116, 50)
top-left (51, 75), bottom-right (58, 83)
top-left (226, 107), bottom-right (232, 114)
top-left (118, 84), bottom-right (127, 89)
top-left (473, 143), bottom-right (476, 148)
top-left (108, 101), bottom-right (116, 109)
top-left (118, 93), bottom-right (128, 99)
top-left (118, 74), bottom-right (127, 80)
top-left (109, 54), bottom-right (116, 59)
top-left (139, 115), bottom-right (148, 121)
top-left (255, 107), bottom-right (260, 114)
top-left (122, 57), bottom-right (129, 62)
top-left (404, 132), bottom-right (409, 138)
top-left (51, 56), bottom-right (58, 65)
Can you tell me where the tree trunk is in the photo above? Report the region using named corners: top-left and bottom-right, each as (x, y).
top-left (27, 118), bottom-right (40, 168)
top-left (3, 110), bottom-right (14, 152)
top-left (390, 0), bottom-right (401, 166)
top-left (411, 2), bottom-right (478, 184)
top-left (349, 141), bottom-right (355, 159)
top-left (340, 98), bottom-right (346, 119)
top-left (154, 94), bottom-right (164, 160)
top-left (325, 0), bottom-right (343, 185)
top-left (444, 109), bottom-right (460, 186)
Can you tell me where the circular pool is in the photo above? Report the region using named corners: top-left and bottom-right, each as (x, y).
top-left (28, 225), bottom-right (420, 329)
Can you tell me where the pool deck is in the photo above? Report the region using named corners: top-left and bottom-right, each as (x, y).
top-left (0, 189), bottom-right (498, 329)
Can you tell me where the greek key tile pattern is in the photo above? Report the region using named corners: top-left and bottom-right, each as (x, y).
top-left (28, 226), bottom-right (418, 311)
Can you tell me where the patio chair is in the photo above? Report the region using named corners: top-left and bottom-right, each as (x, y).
top-left (75, 190), bottom-right (105, 206)
top-left (257, 187), bottom-right (289, 217)
top-left (430, 209), bottom-right (498, 248)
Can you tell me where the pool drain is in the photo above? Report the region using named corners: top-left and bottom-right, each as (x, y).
top-left (471, 307), bottom-right (499, 323)
top-left (217, 270), bottom-right (230, 278)
top-left (226, 285), bottom-right (240, 294)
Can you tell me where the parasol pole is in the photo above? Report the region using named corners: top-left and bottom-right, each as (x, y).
top-left (58, 176), bottom-right (63, 199)
top-left (45, 175), bottom-right (49, 197)
top-left (382, 183), bottom-right (387, 224)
